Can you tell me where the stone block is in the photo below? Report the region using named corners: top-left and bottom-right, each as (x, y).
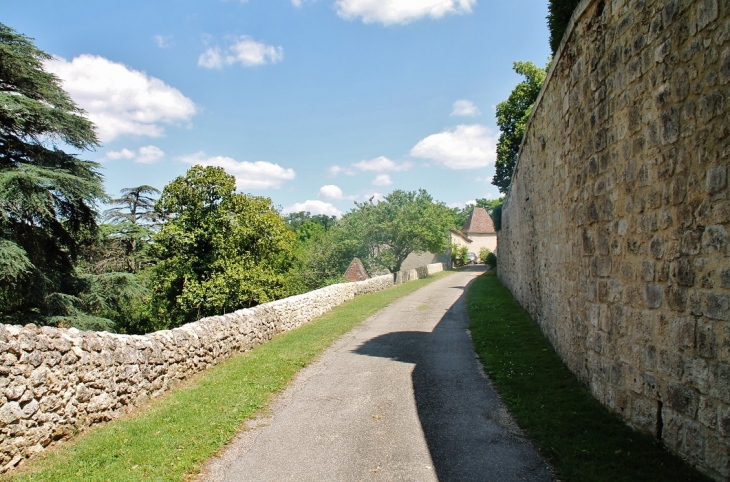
top-left (644, 284), bottom-right (664, 308)
top-left (671, 258), bottom-right (696, 286)
top-left (666, 383), bottom-right (699, 416)
top-left (706, 165), bottom-right (728, 195)
top-left (702, 225), bottom-right (729, 255)
top-left (698, 396), bottom-right (718, 428)
top-left (705, 292), bottom-right (730, 321)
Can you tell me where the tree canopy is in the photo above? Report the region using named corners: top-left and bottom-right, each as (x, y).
top-left (0, 23), bottom-right (107, 324)
top-left (339, 189), bottom-right (453, 274)
top-left (150, 166), bottom-right (297, 328)
top-left (492, 61), bottom-right (547, 194)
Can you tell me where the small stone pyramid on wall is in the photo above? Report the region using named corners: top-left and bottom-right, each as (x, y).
top-left (344, 257), bottom-right (369, 282)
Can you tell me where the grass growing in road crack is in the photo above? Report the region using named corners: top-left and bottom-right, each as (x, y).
top-left (466, 271), bottom-right (711, 482)
top-left (5, 271), bottom-right (453, 482)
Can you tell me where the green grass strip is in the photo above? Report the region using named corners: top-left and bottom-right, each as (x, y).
top-left (466, 271), bottom-right (711, 482)
top-left (6, 271), bottom-right (454, 482)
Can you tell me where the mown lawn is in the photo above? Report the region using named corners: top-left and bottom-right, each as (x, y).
top-left (5, 271), bottom-right (454, 482)
top-left (466, 271), bottom-right (711, 482)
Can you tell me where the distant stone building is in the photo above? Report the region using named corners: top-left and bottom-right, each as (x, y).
top-left (451, 207), bottom-right (498, 254)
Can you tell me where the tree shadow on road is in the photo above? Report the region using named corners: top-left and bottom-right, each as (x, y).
top-left (353, 277), bottom-right (552, 482)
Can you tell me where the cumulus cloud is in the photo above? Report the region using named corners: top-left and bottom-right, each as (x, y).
top-left (410, 124), bottom-right (497, 169)
top-left (353, 156), bottom-right (412, 172)
top-left (198, 36), bottom-right (284, 69)
top-left (318, 184), bottom-right (356, 201)
top-left (46, 55), bottom-right (196, 142)
top-left (372, 174), bottom-right (392, 186)
top-left (335, 0), bottom-right (477, 25)
top-left (106, 145), bottom-right (165, 164)
top-left (180, 152), bottom-right (295, 189)
top-left (282, 200), bottom-right (342, 217)
top-left (451, 99), bottom-right (481, 117)
top-left (136, 145), bottom-right (165, 163)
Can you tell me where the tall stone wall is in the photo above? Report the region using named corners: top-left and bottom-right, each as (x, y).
top-left (0, 274), bottom-right (394, 473)
top-left (498, 0), bottom-right (730, 478)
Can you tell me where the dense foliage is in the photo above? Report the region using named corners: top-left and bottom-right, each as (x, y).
top-left (338, 189), bottom-right (454, 274)
top-left (149, 166), bottom-right (297, 329)
top-left (492, 61), bottom-right (547, 194)
top-left (0, 23), bottom-right (108, 327)
top-left (548, 0), bottom-right (582, 54)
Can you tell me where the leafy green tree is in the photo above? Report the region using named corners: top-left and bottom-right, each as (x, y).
top-left (283, 211), bottom-right (337, 231)
top-left (292, 225), bottom-right (351, 291)
top-left (150, 166), bottom-right (297, 328)
top-left (340, 189), bottom-right (453, 274)
top-left (492, 61), bottom-right (547, 194)
top-left (548, 0), bottom-right (581, 54)
top-left (0, 23), bottom-right (107, 324)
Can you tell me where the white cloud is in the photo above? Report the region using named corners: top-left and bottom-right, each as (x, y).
top-left (46, 55), bottom-right (196, 143)
top-left (105, 146), bottom-right (164, 163)
top-left (372, 174), bottom-right (392, 186)
top-left (410, 124), bottom-right (496, 169)
top-left (318, 184), bottom-right (356, 201)
top-left (180, 152), bottom-right (295, 189)
top-left (291, 0), bottom-right (303, 6)
top-left (136, 145), bottom-right (165, 164)
top-left (328, 165), bottom-right (356, 177)
top-left (353, 156), bottom-right (412, 172)
top-left (198, 47), bottom-right (223, 69)
top-left (106, 148), bottom-right (135, 161)
top-left (198, 36), bottom-right (283, 69)
top-left (282, 200), bottom-right (342, 217)
top-left (153, 35), bottom-right (173, 48)
top-left (451, 99), bottom-right (480, 117)
top-left (335, 0), bottom-right (477, 25)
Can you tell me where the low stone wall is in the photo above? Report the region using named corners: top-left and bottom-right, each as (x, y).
top-left (498, 0), bottom-right (729, 478)
top-left (394, 262), bottom-right (444, 284)
top-left (0, 274), bottom-right (393, 472)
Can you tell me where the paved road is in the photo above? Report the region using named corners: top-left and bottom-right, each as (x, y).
top-left (201, 266), bottom-right (553, 482)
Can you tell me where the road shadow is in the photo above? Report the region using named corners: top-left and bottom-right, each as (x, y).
top-left (353, 274), bottom-right (552, 482)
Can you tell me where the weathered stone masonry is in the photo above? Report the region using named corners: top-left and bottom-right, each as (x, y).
top-left (0, 271), bottom-right (418, 472)
top-left (498, 0), bottom-right (729, 478)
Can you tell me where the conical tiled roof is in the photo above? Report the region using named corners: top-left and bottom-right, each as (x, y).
top-left (461, 207), bottom-right (496, 235)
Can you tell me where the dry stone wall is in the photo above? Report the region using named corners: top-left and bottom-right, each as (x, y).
top-left (0, 274), bottom-right (394, 472)
top-left (498, 0), bottom-right (730, 478)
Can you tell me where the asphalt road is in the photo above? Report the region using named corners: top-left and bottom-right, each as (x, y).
top-left (200, 266), bottom-right (553, 482)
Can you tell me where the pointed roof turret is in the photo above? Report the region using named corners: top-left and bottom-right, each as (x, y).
top-left (461, 207), bottom-right (496, 235)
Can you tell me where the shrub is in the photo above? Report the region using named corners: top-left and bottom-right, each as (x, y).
top-left (479, 248), bottom-right (491, 263)
top-left (458, 246), bottom-right (469, 265)
top-left (485, 252), bottom-right (497, 269)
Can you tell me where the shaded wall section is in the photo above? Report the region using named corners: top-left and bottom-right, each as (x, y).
top-left (498, 0), bottom-right (729, 478)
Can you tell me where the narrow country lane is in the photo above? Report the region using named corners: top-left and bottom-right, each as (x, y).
top-left (201, 266), bottom-right (553, 482)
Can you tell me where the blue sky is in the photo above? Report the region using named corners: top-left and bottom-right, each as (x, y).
top-left (6, 0), bottom-right (551, 216)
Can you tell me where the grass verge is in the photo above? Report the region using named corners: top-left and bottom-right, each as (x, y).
top-left (466, 271), bottom-right (711, 482)
top-left (5, 270), bottom-right (454, 482)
